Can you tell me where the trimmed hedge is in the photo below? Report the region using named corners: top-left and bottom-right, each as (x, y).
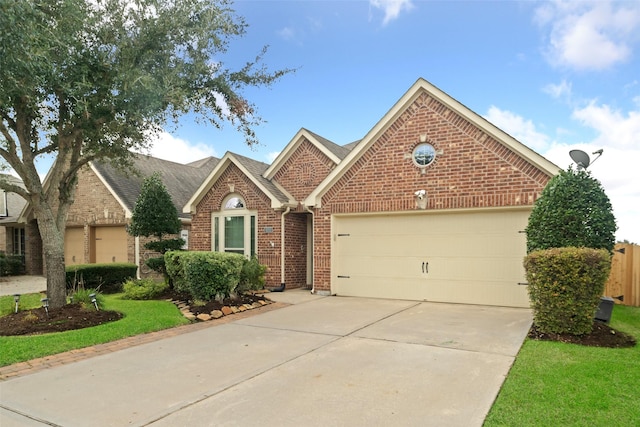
top-left (65, 263), bottom-right (138, 293)
top-left (122, 278), bottom-right (169, 300)
top-left (0, 253), bottom-right (24, 276)
top-left (165, 251), bottom-right (245, 301)
top-left (525, 247), bottom-right (611, 335)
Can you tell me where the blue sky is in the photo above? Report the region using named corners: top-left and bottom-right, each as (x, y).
top-left (141, 0), bottom-right (640, 243)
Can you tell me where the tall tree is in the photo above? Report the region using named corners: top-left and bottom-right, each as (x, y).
top-left (0, 0), bottom-right (290, 308)
top-left (128, 172), bottom-right (184, 278)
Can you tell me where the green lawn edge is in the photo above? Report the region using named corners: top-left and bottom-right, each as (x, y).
top-left (0, 294), bottom-right (190, 367)
top-left (485, 305), bottom-right (640, 426)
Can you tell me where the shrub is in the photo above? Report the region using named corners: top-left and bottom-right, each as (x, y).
top-left (165, 251), bottom-right (244, 301)
top-left (237, 256), bottom-right (267, 293)
top-left (65, 263), bottom-right (137, 293)
top-left (165, 251), bottom-right (188, 294)
top-left (122, 279), bottom-right (169, 300)
top-left (69, 288), bottom-right (105, 311)
top-left (525, 247), bottom-right (611, 335)
top-left (0, 252), bottom-right (24, 276)
top-left (526, 167), bottom-right (616, 253)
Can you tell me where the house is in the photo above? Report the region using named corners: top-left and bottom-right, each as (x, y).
top-left (185, 78), bottom-right (559, 307)
top-left (21, 154), bottom-right (218, 276)
top-left (0, 174), bottom-right (28, 265)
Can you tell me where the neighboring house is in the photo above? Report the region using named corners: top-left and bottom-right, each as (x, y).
top-left (0, 174), bottom-right (28, 265)
top-left (21, 154), bottom-right (218, 276)
top-left (184, 78), bottom-right (560, 307)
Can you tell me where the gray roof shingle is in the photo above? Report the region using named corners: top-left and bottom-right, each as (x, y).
top-left (229, 153), bottom-right (290, 204)
top-left (93, 154), bottom-right (219, 219)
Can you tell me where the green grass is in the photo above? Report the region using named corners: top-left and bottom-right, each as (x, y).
top-left (0, 292), bottom-right (46, 316)
top-left (485, 305), bottom-right (640, 426)
top-left (0, 293), bottom-right (189, 367)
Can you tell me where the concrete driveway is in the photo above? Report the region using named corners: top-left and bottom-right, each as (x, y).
top-left (0, 290), bottom-right (531, 426)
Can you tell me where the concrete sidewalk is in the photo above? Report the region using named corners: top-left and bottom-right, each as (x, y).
top-left (0, 290), bottom-right (531, 426)
top-left (0, 276), bottom-right (46, 297)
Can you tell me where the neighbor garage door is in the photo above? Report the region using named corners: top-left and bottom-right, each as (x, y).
top-left (94, 226), bottom-right (129, 264)
top-left (65, 227), bottom-right (85, 265)
top-left (333, 209), bottom-right (531, 307)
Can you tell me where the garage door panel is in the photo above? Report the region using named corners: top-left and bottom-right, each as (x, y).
top-left (333, 210), bottom-right (530, 307)
top-left (65, 228), bottom-right (84, 265)
top-left (95, 226), bottom-right (128, 264)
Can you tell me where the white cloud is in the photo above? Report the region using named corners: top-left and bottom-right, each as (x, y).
top-left (277, 27), bottom-right (296, 42)
top-left (484, 106), bottom-right (550, 152)
top-left (571, 101), bottom-right (640, 148)
top-left (370, 0), bottom-right (414, 26)
top-left (266, 151), bottom-right (280, 163)
top-left (486, 102), bottom-right (640, 242)
top-left (543, 79), bottom-right (572, 100)
top-left (535, 1), bottom-right (640, 70)
top-left (139, 131), bottom-right (219, 164)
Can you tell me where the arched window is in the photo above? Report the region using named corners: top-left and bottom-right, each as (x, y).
top-left (212, 194), bottom-right (256, 257)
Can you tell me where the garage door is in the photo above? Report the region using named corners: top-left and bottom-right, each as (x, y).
top-left (333, 209), bottom-right (531, 307)
top-left (94, 226), bottom-right (128, 264)
top-left (65, 227), bottom-right (84, 265)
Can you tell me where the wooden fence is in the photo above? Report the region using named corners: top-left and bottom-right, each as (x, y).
top-left (604, 243), bottom-right (640, 306)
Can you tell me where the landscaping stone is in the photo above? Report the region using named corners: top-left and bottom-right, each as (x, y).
top-left (211, 310), bottom-right (224, 319)
top-left (230, 306), bottom-right (239, 313)
top-left (196, 313), bottom-right (211, 322)
top-left (243, 304), bottom-right (253, 310)
top-left (251, 302), bottom-right (262, 309)
top-left (221, 306), bottom-right (233, 316)
top-left (238, 306), bottom-right (247, 312)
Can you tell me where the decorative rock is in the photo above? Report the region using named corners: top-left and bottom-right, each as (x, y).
top-left (211, 310), bottom-right (224, 319)
top-left (183, 312), bottom-right (196, 321)
top-left (258, 300), bottom-right (268, 306)
top-left (237, 306), bottom-right (247, 312)
top-left (230, 306), bottom-right (239, 313)
top-left (196, 313), bottom-right (211, 322)
top-left (243, 304), bottom-right (253, 310)
top-left (221, 306), bottom-right (233, 316)
top-left (251, 302), bottom-right (262, 309)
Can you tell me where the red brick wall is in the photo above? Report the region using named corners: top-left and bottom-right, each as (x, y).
top-left (273, 139), bottom-right (337, 202)
top-left (284, 212), bottom-right (309, 288)
top-left (189, 164), bottom-right (283, 287)
top-left (312, 91), bottom-right (553, 292)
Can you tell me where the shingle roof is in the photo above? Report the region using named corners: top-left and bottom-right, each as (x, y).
top-left (229, 152), bottom-right (290, 204)
top-left (0, 174), bottom-right (27, 225)
top-left (93, 154), bottom-right (219, 219)
top-left (303, 129), bottom-right (352, 160)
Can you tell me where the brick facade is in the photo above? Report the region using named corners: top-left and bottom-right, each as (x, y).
top-left (190, 164), bottom-right (284, 287)
top-left (310, 91), bottom-right (551, 293)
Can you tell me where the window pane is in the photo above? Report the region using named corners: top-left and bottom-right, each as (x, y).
top-left (250, 215), bottom-right (256, 257)
top-left (214, 217), bottom-right (219, 252)
top-left (224, 197), bottom-right (244, 209)
top-left (225, 216), bottom-right (244, 250)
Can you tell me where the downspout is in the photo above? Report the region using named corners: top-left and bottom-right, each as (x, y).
top-left (280, 206), bottom-right (291, 290)
top-left (304, 205), bottom-right (315, 294)
top-left (135, 236), bottom-right (141, 279)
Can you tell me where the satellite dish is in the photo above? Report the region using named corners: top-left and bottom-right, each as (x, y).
top-left (569, 150), bottom-right (591, 169)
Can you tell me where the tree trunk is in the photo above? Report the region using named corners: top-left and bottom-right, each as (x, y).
top-left (37, 209), bottom-right (67, 309)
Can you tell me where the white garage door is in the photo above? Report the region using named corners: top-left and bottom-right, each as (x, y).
top-left (333, 209), bottom-right (531, 307)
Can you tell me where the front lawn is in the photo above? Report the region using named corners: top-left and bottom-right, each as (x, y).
top-left (485, 305), bottom-right (640, 426)
top-left (0, 293), bottom-right (189, 367)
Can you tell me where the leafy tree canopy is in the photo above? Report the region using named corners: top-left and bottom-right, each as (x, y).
top-left (0, 0), bottom-right (290, 308)
top-left (526, 166), bottom-right (617, 253)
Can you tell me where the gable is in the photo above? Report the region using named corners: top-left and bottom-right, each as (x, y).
top-left (184, 153), bottom-right (293, 213)
top-left (272, 138), bottom-right (339, 202)
top-left (305, 78), bottom-right (559, 209)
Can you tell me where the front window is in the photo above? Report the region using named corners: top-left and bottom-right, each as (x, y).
top-left (212, 194), bottom-right (256, 257)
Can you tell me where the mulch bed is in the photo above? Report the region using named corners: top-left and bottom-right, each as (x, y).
top-left (0, 292), bottom-right (272, 336)
top-left (0, 304), bottom-right (123, 336)
top-left (528, 321), bottom-right (636, 348)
